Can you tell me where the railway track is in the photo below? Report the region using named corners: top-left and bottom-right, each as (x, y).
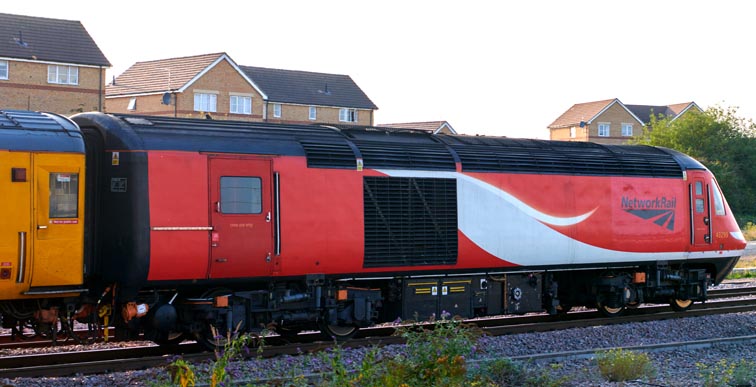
top-left (1, 287), bottom-right (755, 380)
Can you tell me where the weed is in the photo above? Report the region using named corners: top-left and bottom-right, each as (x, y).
top-left (595, 348), bottom-right (655, 382)
top-left (698, 358), bottom-right (756, 387)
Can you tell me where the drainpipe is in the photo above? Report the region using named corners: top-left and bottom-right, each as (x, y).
top-left (263, 99), bottom-right (268, 121)
top-left (98, 66), bottom-right (103, 111)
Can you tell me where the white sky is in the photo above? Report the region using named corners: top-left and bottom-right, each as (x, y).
top-left (5, 1), bottom-right (755, 139)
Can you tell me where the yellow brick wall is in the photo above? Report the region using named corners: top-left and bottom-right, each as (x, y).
top-left (106, 59), bottom-right (376, 125)
top-left (0, 60), bottom-right (106, 114)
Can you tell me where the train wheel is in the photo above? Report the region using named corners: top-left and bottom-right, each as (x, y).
top-left (625, 301), bottom-right (640, 310)
top-left (670, 298), bottom-right (693, 312)
top-left (556, 303), bottom-right (572, 315)
top-left (318, 321), bottom-right (357, 341)
top-left (152, 331), bottom-right (186, 346)
top-left (597, 303), bottom-right (625, 317)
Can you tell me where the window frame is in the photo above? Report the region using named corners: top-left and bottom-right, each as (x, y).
top-left (309, 106), bottom-right (317, 120)
top-left (193, 92), bottom-right (218, 112)
top-left (49, 172), bottom-right (79, 218)
top-left (127, 97), bottom-right (137, 111)
top-left (621, 123), bottom-right (633, 137)
top-left (597, 122), bottom-right (610, 137)
top-left (339, 108), bottom-right (358, 123)
top-left (0, 60), bottom-right (8, 80)
top-left (230, 94), bottom-right (252, 115)
top-left (273, 103), bottom-right (281, 118)
top-left (47, 65), bottom-right (79, 85)
top-left (220, 176), bottom-right (262, 214)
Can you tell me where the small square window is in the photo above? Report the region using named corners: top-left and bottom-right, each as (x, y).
top-left (621, 123), bottom-right (633, 136)
top-left (127, 98), bottom-right (137, 111)
top-left (220, 176), bottom-right (261, 214)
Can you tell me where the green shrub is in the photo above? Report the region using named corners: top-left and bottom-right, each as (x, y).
top-left (476, 358), bottom-right (568, 387)
top-left (698, 358), bottom-right (756, 387)
top-left (595, 348), bottom-right (655, 382)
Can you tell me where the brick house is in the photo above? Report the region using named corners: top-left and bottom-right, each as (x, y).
top-left (0, 13), bottom-right (111, 114)
top-left (106, 52), bottom-right (378, 125)
top-left (377, 121), bottom-right (457, 134)
top-left (548, 98), bottom-right (701, 144)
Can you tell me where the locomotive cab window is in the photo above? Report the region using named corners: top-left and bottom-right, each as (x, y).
top-left (49, 173), bottom-right (79, 218)
top-left (220, 176), bottom-right (261, 214)
top-left (711, 182), bottom-right (726, 216)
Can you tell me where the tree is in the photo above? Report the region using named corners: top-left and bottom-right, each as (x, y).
top-left (633, 106), bottom-right (756, 225)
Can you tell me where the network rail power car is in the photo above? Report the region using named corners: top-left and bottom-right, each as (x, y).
top-left (0, 109), bottom-right (747, 348)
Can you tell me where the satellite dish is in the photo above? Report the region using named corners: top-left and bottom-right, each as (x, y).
top-left (579, 121), bottom-right (586, 128)
top-left (161, 92), bottom-right (172, 105)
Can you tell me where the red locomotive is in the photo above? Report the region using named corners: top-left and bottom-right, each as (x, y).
top-left (1, 110), bottom-right (747, 347)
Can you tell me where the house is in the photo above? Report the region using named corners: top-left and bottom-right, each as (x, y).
top-left (377, 121), bottom-right (457, 134)
top-left (106, 52), bottom-right (378, 126)
top-left (548, 98), bottom-right (701, 144)
top-left (0, 12), bottom-right (111, 114)
top-left (106, 53), bottom-right (262, 120)
top-left (240, 65), bottom-right (378, 126)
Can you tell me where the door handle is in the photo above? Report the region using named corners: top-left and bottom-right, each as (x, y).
top-left (37, 225), bottom-right (48, 230)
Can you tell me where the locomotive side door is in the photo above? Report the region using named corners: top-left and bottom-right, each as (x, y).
top-left (31, 153), bottom-right (86, 289)
top-left (689, 175), bottom-right (711, 246)
top-left (208, 157), bottom-right (273, 279)
top-left (0, 152), bottom-right (32, 298)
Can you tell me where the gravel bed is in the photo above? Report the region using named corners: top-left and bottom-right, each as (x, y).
top-left (2, 284), bottom-right (756, 386)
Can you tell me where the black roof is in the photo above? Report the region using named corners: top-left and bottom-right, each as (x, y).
top-left (626, 105), bottom-right (674, 124)
top-left (71, 112), bottom-right (704, 178)
top-left (240, 65), bottom-right (378, 110)
top-left (0, 12), bottom-right (110, 67)
top-left (0, 109), bottom-right (84, 152)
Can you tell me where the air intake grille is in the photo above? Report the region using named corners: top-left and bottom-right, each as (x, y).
top-left (450, 142), bottom-right (682, 177)
top-left (300, 140), bottom-right (357, 169)
top-left (363, 177), bottom-right (458, 267)
top-left (354, 141), bottom-right (456, 171)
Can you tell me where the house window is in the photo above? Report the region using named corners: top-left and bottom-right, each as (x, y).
top-left (230, 95), bottom-right (252, 115)
top-left (339, 108), bottom-right (358, 123)
top-left (621, 123), bottom-right (633, 137)
top-left (598, 123), bottom-right (610, 137)
top-left (47, 65), bottom-right (78, 85)
top-left (309, 106), bottom-right (317, 120)
top-left (570, 127), bottom-right (576, 138)
top-left (273, 103), bottom-right (281, 118)
top-left (194, 93), bottom-right (217, 112)
top-left (0, 60), bottom-right (8, 80)
top-left (127, 97), bottom-right (137, 111)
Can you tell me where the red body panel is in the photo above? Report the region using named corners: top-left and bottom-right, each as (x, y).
top-left (142, 151), bottom-right (746, 282)
top-left (147, 152), bottom-right (209, 280)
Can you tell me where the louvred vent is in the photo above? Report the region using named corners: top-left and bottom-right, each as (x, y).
top-left (363, 177), bottom-right (458, 268)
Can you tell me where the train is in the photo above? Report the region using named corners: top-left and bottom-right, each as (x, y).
top-left (0, 109), bottom-right (748, 348)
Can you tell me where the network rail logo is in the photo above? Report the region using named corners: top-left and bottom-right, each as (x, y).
top-left (621, 196), bottom-right (677, 231)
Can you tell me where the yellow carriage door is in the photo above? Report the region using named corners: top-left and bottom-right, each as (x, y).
top-left (30, 153), bottom-right (85, 290)
top-left (0, 152), bottom-right (32, 299)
